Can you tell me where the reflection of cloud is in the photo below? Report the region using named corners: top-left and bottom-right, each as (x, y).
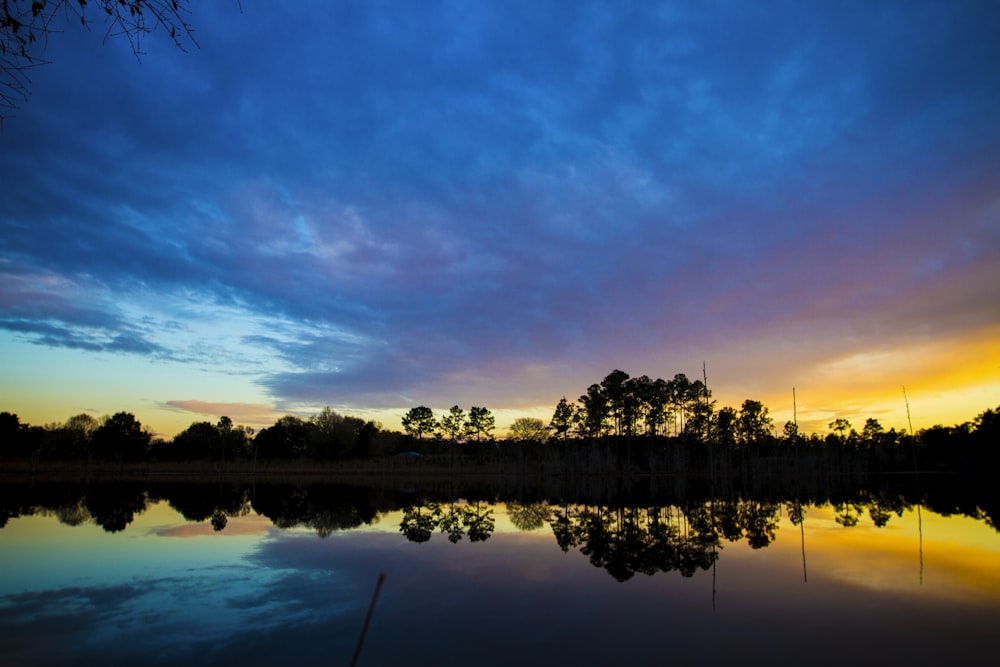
top-left (0, 567), bottom-right (363, 666)
top-left (152, 514), bottom-right (275, 538)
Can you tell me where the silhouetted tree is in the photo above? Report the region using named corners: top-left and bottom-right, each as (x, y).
top-left (549, 397), bottom-right (575, 440)
top-left (401, 406), bottom-right (437, 440)
top-left (783, 421), bottom-right (799, 442)
top-left (624, 375), bottom-right (653, 436)
top-left (669, 373), bottom-right (692, 434)
top-left (91, 412), bottom-right (150, 462)
top-left (738, 400), bottom-right (772, 445)
top-left (508, 417), bottom-right (547, 441)
top-left (829, 418), bottom-right (851, 440)
top-left (309, 407), bottom-right (369, 459)
top-left (712, 406), bottom-right (738, 446)
top-left (63, 413), bottom-right (98, 459)
top-left (0, 412), bottom-right (29, 459)
top-left (170, 421), bottom-right (220, 460)
top-left (465, 406), bottom-right (495, 442)
top-left (255, 415), bottom-right (310, 459)
top-left (861, 418), bottom-right (884, 443)
top-left (644, 378), bottom-right (672, 436)
top-left (216, 415), bottom-right (252, 460)
top-left (439, 405), bottom-right (465, 442)
top-left (684, 399), bottom-right (714, 441)
top-left (601, 369), bottom-right (631, 436)
top-left (578, 384), bottom-right (609, 437)
top-left (682, 379), bottom-right (711, 439)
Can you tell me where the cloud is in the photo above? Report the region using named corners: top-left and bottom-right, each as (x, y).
top-left (0, 267), bottom-right (168, 355)
top-left (162, 400), bottom-right (286, 427)
top-left (1, 1), bottom-right (998, 427)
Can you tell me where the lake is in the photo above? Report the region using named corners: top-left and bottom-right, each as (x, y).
top-left (1, 478), bottom-right (998, 666)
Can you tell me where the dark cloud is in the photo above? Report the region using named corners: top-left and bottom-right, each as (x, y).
top-left (0, 318), bottom-right (164, 355)
top-left (2, 1), bottom-right (998, 413)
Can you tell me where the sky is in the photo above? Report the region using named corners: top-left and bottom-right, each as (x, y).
top-left (1, 0), bottom-right (999, 438)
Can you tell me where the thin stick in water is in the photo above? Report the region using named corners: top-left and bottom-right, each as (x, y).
top-left (350, 573), bottom-right (387, 667)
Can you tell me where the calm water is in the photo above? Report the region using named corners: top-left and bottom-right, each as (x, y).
top-left (1, 481), bottom-right (999, 666)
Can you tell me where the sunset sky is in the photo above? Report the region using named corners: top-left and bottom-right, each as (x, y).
top-left (2, 1), bottom-right (998, 438)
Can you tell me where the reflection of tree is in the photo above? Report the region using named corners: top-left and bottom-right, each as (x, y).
top-left (84, 483), bottom-right (148, 533)
top-left (578, 507), bottom-right (617, 576)
top-left (251, 484), bottom-right (379, 537)
top-left (465, 501), bottom-right (495, 542)
top-left (702, 499), bottom-right (781, 549)
top-left (865, 493), bottom-right (905, 528)
top-left (682, 503), bottom-right (722, 575)
top-left (787, 501), bottom-right (805, 527)
top-left (397, 500), bottom-right (496, 544)
top-left (507, 502), bottom-right (550, 531)
top-left (868, 502), bottom-right (892, 528)
top-left (553, 504), bottom-right (722, 582)
top-left (834, 502), bottom-right (862, 528)
top-left (157, 482), bottom-right (251, 532)
top-left (164, 485), bottom-right (220, 522)
top-left (400, 504), bottom-right (439, 543)
top-left (438, 503), bottom-right (467, 543)
top-left (716, 500), bottom-right (745, 543)
top-left (210, 511), bottom-right (228, 531)
top-left (7, 479), bottom-right (998, 594)
top-left (54, 499), bottom-right (91, 527)
top-left (786, 500), bottom-right (807, 583)
top-left (742, 501), bottom-right (779, 549)
top-left (550, 508), bottom-right (582, 552)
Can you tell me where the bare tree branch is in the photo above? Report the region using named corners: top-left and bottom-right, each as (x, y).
top-left (1, 0), bottom-right (197, 117)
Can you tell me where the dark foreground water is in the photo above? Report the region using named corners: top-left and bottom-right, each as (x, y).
top-left (1, 482), bottom-right (998, 666)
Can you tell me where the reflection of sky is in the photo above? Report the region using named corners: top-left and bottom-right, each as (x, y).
top-left (789, 505), bottom-right (1000, 601)
top-left (0, 501), bottom-right (998, 666)
top-left (0, 503), bottom-right (370, 665)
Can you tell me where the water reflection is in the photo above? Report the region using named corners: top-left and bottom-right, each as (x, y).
top-left (1, 478), bottom-right (995, 574)
top-left (1, 478), bottom-right (999, 665)
top-left (400, 501), bottom-right (495, 543)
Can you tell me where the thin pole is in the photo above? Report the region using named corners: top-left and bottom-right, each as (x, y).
top-left (792, 387), bottom-right (799, 464)
top-left (704, 360), bottom-right (718, 611)
top-left (903, 386), bottom-right (923, 585)
top-left (903, 386), bottom-right (914, 438)
top-left (800, 512), bottom-right (807, 583)
top-left (350, 573), bottom-right (387, 667)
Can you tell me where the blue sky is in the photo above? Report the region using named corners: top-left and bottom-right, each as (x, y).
top-left (2, 1), bottom-right (999, 436)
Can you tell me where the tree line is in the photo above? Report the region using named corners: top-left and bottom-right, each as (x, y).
top-left (535, 368), bottom-right (994, 459)
top-left (0, 408), bottom-right (398, 464)
top-left (1, 367), bottom-right (997, 474)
